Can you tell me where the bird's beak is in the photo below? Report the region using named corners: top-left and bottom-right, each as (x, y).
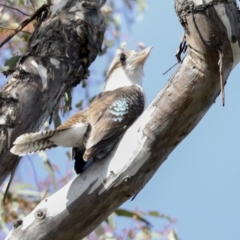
top-left (133, 46), bottom-right (153, 66)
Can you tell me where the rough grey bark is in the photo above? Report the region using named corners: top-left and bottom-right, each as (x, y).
top-left (6, 0), bottom-right (240, 239)
top-left (0, 0), bottom-right (105, 184)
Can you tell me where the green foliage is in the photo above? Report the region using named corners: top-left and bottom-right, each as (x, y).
top-left (115, 208), bottom-right (151, 226)
top-left (4, 55), bottom-right (21, 71)
top-left (1, 55), bottom-right (21, 76)
top-left (84, 209), bottom-right (179, 240)
top-left (62, 89), bottom-right (73, 114)
top-left (75, 100), bottom-right (83, 109)
top-left (53, 112), bottom-right (62, 128)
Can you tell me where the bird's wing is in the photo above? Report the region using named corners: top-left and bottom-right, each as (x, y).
top-left (83, 85), bottom-right (145, 160)
top-left (56, 109), bottom-right (88, 131)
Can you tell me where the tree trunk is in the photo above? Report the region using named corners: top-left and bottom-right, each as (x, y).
top-left (6, 0), bottom-right (240, 239)
top-left (0, 0), bottom-right (105, 185)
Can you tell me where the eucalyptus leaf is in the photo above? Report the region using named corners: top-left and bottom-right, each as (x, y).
top-left (115, 209), bottom-right (151, 226)
top-left (53, 112), bottom-right (61, 128)
top-left (4, 56), bottom-right (21, 71)
top-left (148, 211), bottom-right (173, 222)
top-left (63, 89), bottom-right (73, 114)
top-left (75, 100), bottom-right (83, 109)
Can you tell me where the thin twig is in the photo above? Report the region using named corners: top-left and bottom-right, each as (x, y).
top-left (2, 158), bottom-right (19, 203)
top-left (29, 0), bottom-right (36, 11)
top-left (0, 4), bottom-right (49, 49)
top-left (162, 62), bottom-right (179, 75)
top-left (27, 155), bottom-right (41, 192)
top-left (0, 3), bottom-right (30, 16)
top-left (218, 48), bottom-right (225, 106)
top-left (0, 25), bottom-right (31, 34)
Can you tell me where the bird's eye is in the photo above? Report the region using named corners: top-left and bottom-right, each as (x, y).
top-left (120, 53), bottom-right (127, 63)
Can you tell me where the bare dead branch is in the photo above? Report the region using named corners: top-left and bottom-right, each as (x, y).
top-left (0, 4), bottom-right (50, 49)
top-left (0, 25), bottom-right (31, 34)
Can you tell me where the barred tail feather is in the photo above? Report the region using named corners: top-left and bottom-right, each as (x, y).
top-left (13, 130), bottom-right (56, 144)
top-left (10, 140), bottom-right (57, 156)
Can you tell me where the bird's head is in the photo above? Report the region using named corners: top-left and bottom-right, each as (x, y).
top-left (104, 46), bottom-right (152, 91)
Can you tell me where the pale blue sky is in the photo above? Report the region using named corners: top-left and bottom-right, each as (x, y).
top-left (5, 1), bottom-right (240, 239)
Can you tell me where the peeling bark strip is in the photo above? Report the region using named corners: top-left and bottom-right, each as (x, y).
top-left (6, 1), bottom-right (240, 240)
top-left (0, 0), bottom-right (105, 185)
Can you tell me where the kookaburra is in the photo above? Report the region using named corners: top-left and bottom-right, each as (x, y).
top-left (10, 47), bottom-right (152, 173)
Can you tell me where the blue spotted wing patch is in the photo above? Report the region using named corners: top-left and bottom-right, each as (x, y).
top-left (110, 99), bottom-right (129, 122)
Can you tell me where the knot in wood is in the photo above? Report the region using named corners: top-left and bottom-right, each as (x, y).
top-left (35, 209), bottom-right (46, 220)
top-left (13, 219), bottom-right (23, 229)
top-left (123, 176), bottom-right (131, 183)
top-left (232, 35), bottom-right (237, 43)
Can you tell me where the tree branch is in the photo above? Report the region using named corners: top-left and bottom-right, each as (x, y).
top-left (0, 0), bottom-right (105, 188)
